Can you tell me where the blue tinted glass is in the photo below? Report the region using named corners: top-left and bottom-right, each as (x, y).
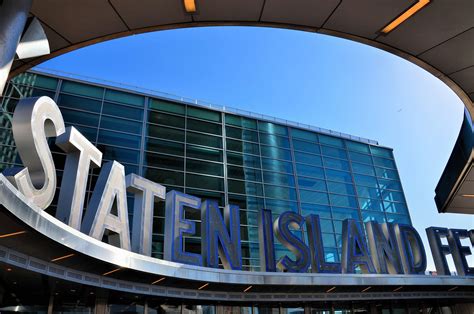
top-left (384, 201), bottom-right (408, 214)
top-left (323, 157), bottom-right (350, 171)
top-left (144, 152), bottom-right (183, 170)
top-left (325, 169), bottom-right (352, 183)
top-left (262, 158), bottom-right (293, 173)
top-left (58, 94), bottom-right (102, 113)
top-left (351, 162), bottom-right (375, 176)
top-left (101, 146), bottom-right (140, 164)
top-left (327, 182), bottom-right (355, 195)
top-left (226, 139), bottom-right (258, 154)
top-left (188, 132), bottom-right (222, 149)
top-left (226, 126), bottom-right (258, 142)
top-left (260, 145), bottom-right (292, 160)
top-left (228, 180), bottom-right (263, 196)
top-left (331, 207), bottom-right (360, 220)
top-left (292, 140), bottom-right (320, 154)
top-left (386, 214), bottom-right (410, 224)
top-left (348, 151), bottom-right (372, 164)
top-left (72, 125), bottom-right (97, 143)
top-left (144, 167), bottom-right (184, 187)
top-left (358, 198), bottom-right (384, 211)
top-left (321, 145), bottom-right (347, 159)
top-left (297, 177), bottom-right (326, 191)
top-left (329, 194), bottom-right (358, 208)
top-left (147, 125), bottom-right (184, 142)
top-left (324, 248), bottom-right (340, 262)
top-left (187, 107), bottom-right (221, 122)
top-left (187, 145), bottom-right (222, 162)
top-left (356, 186), bottom-right (380, 199)
top-left (378, 179), bottom-right (402, 191)
top-left (264, 185), bottom-right (297, 201)
top-left (322, 233), bottom-right (336, 247)
top-left (229, 194), bottom-right (264, 211)
top-left (228, 166), bottom-right (262, 182)
top-left (370, 146), bottom-right (393, 159)
top-left (187, 118), bottom-right (222, 135)
top-left (373, 156), bottom-right (396, 169)
top-left (375, 167), bottom-right (399, 180)
top-left (258, 121), bottom-right (288, 136)
top-left (381, 190), bottom-right (405, 202)
top-left (186, 159), bottom-right (223, 176)
top-left (149, 98), bottom-right (185, 114)
top-left (294, 151), bottom-right (322, 166)
top-left (225, 114), bottom-right (257, 129)
top-left (296, 164), bottom-right (324, 179)
top-left (353, 174), bottom-right (378, 187)
top-left (97, 129), bottom-right (141, 149)
top-left (300, 204), bottom-right (331, 218)
top-left (226, 152), bottom-right (261, 168)
top-left (265, 199), bottom-right (299, 213)
top-left (146, 138), bottom-right (184, 156)
top-left (102, 102), bottom-right (143, 121)
top-left (299, 190), bottom-right (329, 205)
top-left (362, 212), bottom-right (386, 223)
top-left (148, 111), bottom-right (185, 128)
top-left (263, 171), bottom-right (295, 187)
top-left (319, 135), bottom-right (344, 147)
top-left (291, 128), bottom-right (318, 142)
top-left (186, 174), bottom-right (224, 191)
top-left (259, 134), bottom-right (290, 148)
top-left (346, 141), bottom-right (370, 154)
top-left (61, 80), bottom-right (104, 99)
top-left (101, 116), bottom-right (142, 134)
top-left (105, 89), bottom-right (144, 107)
top-left (61, 108), bottom-right (99, 127)
top-left (319, 219), bottom-right (334, 233)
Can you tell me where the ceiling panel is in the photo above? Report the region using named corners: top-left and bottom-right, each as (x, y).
top-left (40, 22), bottom-right (71, 52)
top-left (418, 28), bottom-right (474, 75)
top-left (323, 0), bottom-right (411, 39)
top-left (31, 0), bottom-right (128, 43)
top-left (110, 0), bottom-right (192, 30)
top-left (193, 0), bottom-right (265, 22)
top-left (261, 0), bottom-right (340, 29)
top-left (378, 0), bottom-right (474, 56)
top-left (450, 67), bottom-right (474, 95)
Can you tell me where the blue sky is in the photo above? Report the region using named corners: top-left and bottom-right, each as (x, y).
top-left (38, 26), bottom-right (473, 270)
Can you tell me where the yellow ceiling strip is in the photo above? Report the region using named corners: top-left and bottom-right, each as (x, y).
top-left (381, 0), bottom-right (430, 34)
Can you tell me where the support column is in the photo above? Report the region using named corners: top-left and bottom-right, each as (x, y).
top-left (0, 0), bottom-right (32, 96)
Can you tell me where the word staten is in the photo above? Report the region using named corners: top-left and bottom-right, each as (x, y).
top-left (3, 97), bottom-right (473, 276)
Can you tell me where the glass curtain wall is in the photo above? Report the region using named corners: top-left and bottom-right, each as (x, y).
top-left (0, 72), bottom-right (412, 272)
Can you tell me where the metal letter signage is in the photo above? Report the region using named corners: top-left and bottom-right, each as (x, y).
top-left (2, 96), bottom-right (474, 278)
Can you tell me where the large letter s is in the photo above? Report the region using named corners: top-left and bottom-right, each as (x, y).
top-left (4, 96), bottom-right (65, 209)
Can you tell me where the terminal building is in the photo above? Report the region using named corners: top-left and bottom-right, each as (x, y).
top-left (0, 70), bottom-right (471, 313)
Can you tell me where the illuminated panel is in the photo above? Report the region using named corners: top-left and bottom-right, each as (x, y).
top-left (184, 0), bottom-right (196, 13)
top-left (381, 0), bottom-right (430, 34)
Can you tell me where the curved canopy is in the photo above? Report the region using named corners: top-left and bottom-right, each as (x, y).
top-left (11, 0), bottom-right (474, 113)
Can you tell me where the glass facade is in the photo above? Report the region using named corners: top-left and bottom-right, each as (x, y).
top-left (0, 72), bottom-right (412, 272)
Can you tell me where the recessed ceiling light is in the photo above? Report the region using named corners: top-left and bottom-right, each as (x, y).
top-left (381, 0), bottom-right (430, 34)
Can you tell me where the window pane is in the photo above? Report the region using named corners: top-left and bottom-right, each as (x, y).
top-left (145, 138), bottom-right (184, 156)
top-left (225, 114), bottom-right (257, 129)
top-left (370, 146), bottom-right (393, 159)
top-left (188, 132), bottom-right (222, 148)
top-left (373, 156), bottom-right (396, 169)
top-left (102, 102), bottom-right (143, 120)
top-left (356, 186), bottom-right (380, 199)
top-left (291, 128), bottom-right (318, 142)
top-left (300, 204), bottom-right (331, 218)
top-left (321, 145), bottom-right (347, 159)
top-left (149, 99), bottom-right (185, 114)
top-left (296, 164), bottom-right (324, 179)
top-left (323, 157), bottom-right (350, 171)
top-left (228, 166), bottom-right (262, 182)
top-left (145, 167), bottom-right (183, 186)
top-left (359, 198), bottom-right (384, 211)
top-left (258, 121), bottom-right (288, 136)
top-left (348, 151), bottom-right (372, 164)
top-left (375, 167), bottom-right (399, 180)
top-left (148, 111), bottom-right (185, 128)
top-left (327, 182), bottom-right (355, 195)
top-left (260, 145), bottom-right (292, 160)
top-left (186, 174), bottom-right (224, 191)
top-left (18, 74), bottom-right (58, 90)
top-left (353, 174), bottom-right (378, 187)
top-left (346, 141), bottom-right (370, 154)
top-left (263, 171), bottom-right (295, 187)
top-left (381, 190), bottom-right (405, 202)
top-left (101, 116), bottom-right (142, 134)
top-left (384, 201), bottom-right (408, 214)
top-left (319, 219), bottom-right (334, 233)
top-left (292, 140), bottom-right (320, 154)
top-left (144, 152), bottom-right (184, 170)
top-left (294, 151), bottom-right (322, 166)
top-left (265, 199), bottom-right (298, 213)
top-left (147, 125), bottom-right (184, 142)
top-left (58, 94), bottom-right (102, 113)
top-left (187, 118), bottom-right (222, 135)
top-left (329, 194), bottom-right (357, 208)
top-left (331, 207), bottom-right (360, 220)
top-left (186, 159), bottom-right (223, 176)
top-left (104, 89), bottom-right (144, 107)
top-left (319, 135), bottom-right (344, 147)
top-left (187, 107), bottom-right (221, 122)
top-left (262, 158), bottom-right (293, 173)
top-left (229, 194), bottom-right (264, 211)
top-left (362, 212), bottom-right (386, 223)
top-left (298, 177), bottom-right (326, 191)
top-left (325, 169), bottom-right (352, 183)
top-left (300, 190), bottom-right (329, 205)
top-left (351, 162), bottom-right (375, 176)
top-left (228, 180), bottom-right (263, 196)
top-left (264, 185), bottom-right (297, 201)
top-left (226, 139), bottom-right (258, 154)
top-left (259, 134), bottom-right (290, 148)
top-left (226, 152), bottom-right (261, 168)
top-left (187, 145), bottom-right (222, 162)
top-left (61, 80), bottom-right (104, 99)
top-left (386, 214), bottom-right (410, 224)
top-left (97, 129), bottom-right (141, 149)
top-left (100, 146), bottom-right (140, 164)
top-left (226, 126), bottom-right (258, 142)
top-left (61, 108), bottom-right (99, 127)
top-left (187, 188), bottom-right (225, 206)
top-left (378, 179), bottom-right (402, 191)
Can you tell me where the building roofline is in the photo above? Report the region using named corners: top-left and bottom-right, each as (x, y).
top-left (28, 67), bottom-right (386, 147)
